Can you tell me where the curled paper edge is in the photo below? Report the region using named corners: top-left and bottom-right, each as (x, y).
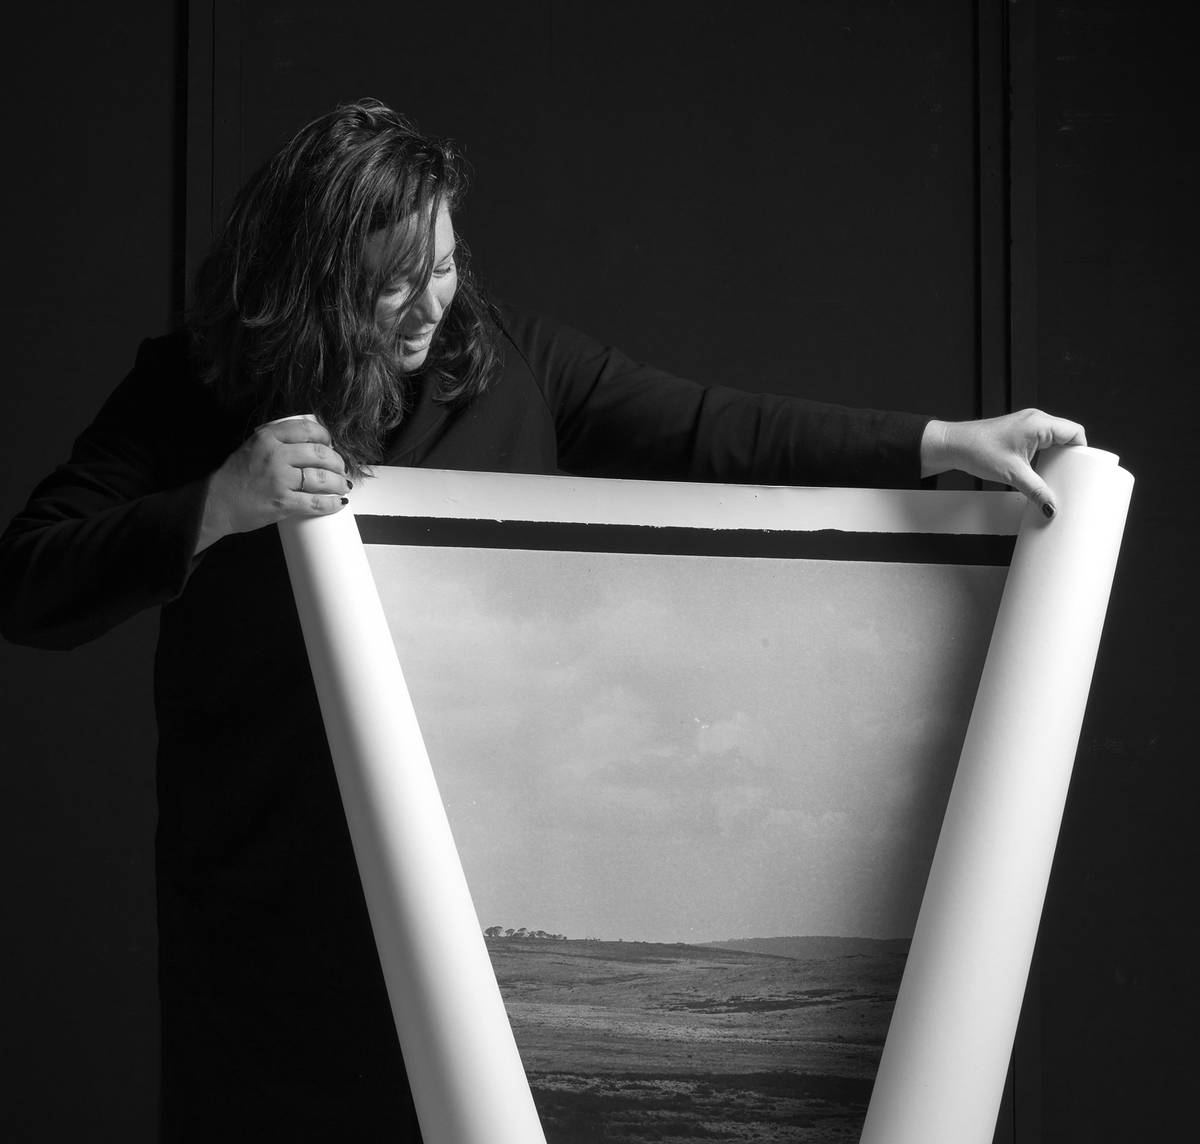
top-left (861, 445), bottom-right (1133, 1143)
top-left (279, 508), bottom-right (547, 1144)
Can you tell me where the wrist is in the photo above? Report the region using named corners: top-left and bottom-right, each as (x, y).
top-left (919, 419), bottom-right (953, 478)
top-left (194, 472), bottom-right (233, 555)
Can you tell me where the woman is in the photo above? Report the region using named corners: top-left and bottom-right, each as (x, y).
top-left (0, 98), bottom-right (1085, 1140)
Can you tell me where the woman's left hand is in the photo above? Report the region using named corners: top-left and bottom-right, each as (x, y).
top-left (920, 409), bottom-right (1088, 519)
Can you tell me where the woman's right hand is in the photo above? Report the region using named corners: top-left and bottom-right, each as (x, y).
top-left (195, 416), bottom-right (351, 554)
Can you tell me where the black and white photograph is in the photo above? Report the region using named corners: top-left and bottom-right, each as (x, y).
top-left (362, 477), bottom-right (1011, 1142)
top-left (0, 2), bottom-right (1193, 1142)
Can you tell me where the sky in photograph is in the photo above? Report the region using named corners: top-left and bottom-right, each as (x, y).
top-left (367, 543), bottom-right (1006, 944)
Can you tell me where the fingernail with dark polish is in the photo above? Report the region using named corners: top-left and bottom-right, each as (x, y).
top-left (340, 497), bottom-right (349, 505)
top-left (1042, 503), bottom-right (1055, 519)
top-left (347, 480), bottom-right (354, 489)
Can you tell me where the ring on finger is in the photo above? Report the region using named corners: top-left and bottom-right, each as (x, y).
top-left (298, 467), bottom-right (307, 493)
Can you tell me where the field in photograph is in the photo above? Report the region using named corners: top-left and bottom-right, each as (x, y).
top-left (487, 936), bottom-right (907, 1143)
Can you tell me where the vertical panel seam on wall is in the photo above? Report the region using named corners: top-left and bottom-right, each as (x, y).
top-left (212, 0), bottom-right (244, 247)
top-left (976, 0), bottom-right (1012, 425)
top-left (171, 0), bottom-right (189, 327)
top-left (184, 0), bottom-right (215, 307)
top-left (978, 3), bottom-right (1021, 1141)
top-left (1008, 0), bottom-right (1039, 415)
top-left (185, 0), bottom-right (243, 298)
top-left (1006, 9), bottom-right (1044, 1141)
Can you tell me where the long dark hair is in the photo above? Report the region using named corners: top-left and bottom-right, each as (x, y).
top-left (189, 98), bottom-right (499, 474)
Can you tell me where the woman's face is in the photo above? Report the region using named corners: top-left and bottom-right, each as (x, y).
top-left (368, 201), bottom-right (458, 373)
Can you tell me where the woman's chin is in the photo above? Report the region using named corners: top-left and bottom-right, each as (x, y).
top-left (398, 345), bottom-right (431, 373)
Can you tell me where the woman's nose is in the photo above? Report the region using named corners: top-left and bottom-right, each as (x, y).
top-left (412, 281), bottom-right (444, 323)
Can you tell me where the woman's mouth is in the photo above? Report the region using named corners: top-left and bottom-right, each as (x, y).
top-left (401, 328), bottom-right (435, 351)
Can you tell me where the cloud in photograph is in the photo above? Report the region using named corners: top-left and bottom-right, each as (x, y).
top-left (367, 544), bottom-right (1004, 943)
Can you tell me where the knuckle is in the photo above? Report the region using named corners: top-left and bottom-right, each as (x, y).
top-left (310, 495), bottom-right (324, 513)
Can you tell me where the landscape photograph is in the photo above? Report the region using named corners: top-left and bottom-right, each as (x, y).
top-left (366, 540), bottom-right (1006, 1140)
top-left (486, 932), bottom-right (906, 1142)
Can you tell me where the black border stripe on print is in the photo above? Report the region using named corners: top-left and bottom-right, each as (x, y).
top-left (355, 516), bottom-right (1016, 565)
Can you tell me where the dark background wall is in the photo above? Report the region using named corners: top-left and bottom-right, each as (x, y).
top-left (192, 2), bottom-right (984, 419)
top-left (1, 1), bottom-right (1193, 1140)
top-left (0, 4), bottom-right (179, 1142)
top-left (1032, 3), bottom-right (1198, 1136)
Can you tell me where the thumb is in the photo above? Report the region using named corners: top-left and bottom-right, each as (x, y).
top-left (1010, 458), bottom-right (1057, 520)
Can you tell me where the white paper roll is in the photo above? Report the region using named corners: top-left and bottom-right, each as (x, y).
top-left (279, 505), bottom-right (546, 1144)
top-left (860, 445), bottom-right (1133, 1143)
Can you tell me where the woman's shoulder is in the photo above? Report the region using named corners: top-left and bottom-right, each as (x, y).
top-left (127, 328), bottom-right (204, 387)
top-left (488, 298), bottom-right (588, 340)
top-left (486, 299), bottom-right (613, 377)
top-left (120, 328), bottom-right (226, 404)
top-left (486, 298), bottom-right (539, 355)
top-left (86, 329), bottom-right (238, 453)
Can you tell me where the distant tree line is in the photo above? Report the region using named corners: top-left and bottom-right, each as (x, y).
top-left (483, 926), bottom-right (567, 941)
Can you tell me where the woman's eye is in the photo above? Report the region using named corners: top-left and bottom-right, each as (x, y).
top-left (382, 262), bottom-right (454, 296)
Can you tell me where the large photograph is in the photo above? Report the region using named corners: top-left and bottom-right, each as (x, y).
top-left (281, 452), bottom-right (1129, 1144)
top-left (367, 534), bottom-right (1006, 1141)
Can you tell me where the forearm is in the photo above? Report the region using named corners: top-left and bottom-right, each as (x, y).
top-left (508, 307), bottom-right (929, 488)
top-left (0, 479), bottom-right (209, 650)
